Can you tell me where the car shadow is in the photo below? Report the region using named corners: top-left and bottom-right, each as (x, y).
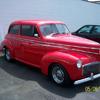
top-left (0, 56), bottom-right (100, 98)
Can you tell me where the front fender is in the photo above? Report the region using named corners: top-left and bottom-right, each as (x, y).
top-left (41, 50), bottom-right (96, 80)
top-left (41, 51), bottom-right (80, 80)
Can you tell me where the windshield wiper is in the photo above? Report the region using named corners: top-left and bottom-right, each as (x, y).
top-left (49, 32), bottom-right (59, 36)
top-left (62, 32), bottom-right (66, 34)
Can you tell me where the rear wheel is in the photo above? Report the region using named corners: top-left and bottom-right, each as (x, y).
top-left (3, 48), bottom-right (12, 61)
top-left (50, 63), bottom-right (74, 86)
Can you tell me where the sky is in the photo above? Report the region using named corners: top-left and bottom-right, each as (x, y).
top-left (0, 0), bottom-right (100, 41)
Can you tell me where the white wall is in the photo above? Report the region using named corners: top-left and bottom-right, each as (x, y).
top-left (0, 0), bottom-right (100, 41)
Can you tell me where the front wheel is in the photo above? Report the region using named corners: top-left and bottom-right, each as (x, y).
top-left (50, 64), bottom-right (74, 86)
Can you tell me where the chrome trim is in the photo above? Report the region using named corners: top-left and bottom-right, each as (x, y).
top-left (71, 48), bottom-right (99, 55)
top-left (7, 36), bottom-right (100, 49)
top-left (82, 61), bottom-right (100, 67)
top-left (74, 73), bottom-right (100, 85)
top-left (7, 36), bottom-right (100, 55)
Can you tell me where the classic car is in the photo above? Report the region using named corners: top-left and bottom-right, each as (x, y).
top-left (1, 20), bottom-right (100, 86)
top-left (72, 25), bottom-right (100, 43)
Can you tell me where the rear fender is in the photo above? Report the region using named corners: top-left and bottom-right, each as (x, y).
top-left (1, 39), bottom-right (14, 58)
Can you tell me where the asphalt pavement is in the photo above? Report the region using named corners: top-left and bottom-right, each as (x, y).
top-left (0, 54), bottom-right (100, 100)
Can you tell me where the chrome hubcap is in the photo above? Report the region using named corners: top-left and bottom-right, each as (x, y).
top-left (52, 66), bottom-right (64, 84)
top-left (6, 50), bottom-right (11, 60)
top-left (2, 48), bottom-right (5, 56)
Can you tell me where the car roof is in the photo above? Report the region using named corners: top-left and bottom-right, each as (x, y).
top-left (11, 20), bottom-right (64, 25)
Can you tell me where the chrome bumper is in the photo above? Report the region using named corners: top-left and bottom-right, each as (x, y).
top-left (74, 73), bottom-right (100, 85)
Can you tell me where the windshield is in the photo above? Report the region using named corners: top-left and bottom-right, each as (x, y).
top-left (40, 24), bottom-right (70, 36)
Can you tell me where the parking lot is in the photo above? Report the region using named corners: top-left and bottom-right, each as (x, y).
top-left (0, 53), bottom-right (100, 100)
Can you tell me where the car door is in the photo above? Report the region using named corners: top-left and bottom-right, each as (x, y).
top-left (8, 24), bottom-right (22, 58)
top-left (74, 25), bottom-right (93, 39)
top-left (90, 25), bottom-right (100, 43)
top-left (20, 24), bottom-right (44, 67)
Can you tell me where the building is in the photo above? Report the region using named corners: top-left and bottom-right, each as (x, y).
top-left (0, 0), bottom-right (100, 40)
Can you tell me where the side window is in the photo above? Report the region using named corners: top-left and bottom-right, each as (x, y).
top-left (78, 26), bottom-right (92, 34)
top-left (92, 26), bottom-right (100, 34)
top-left (9, 25), bottom-right (20, 34)
top-left (21, 25), bottom-right (33, 36)
top-left (21, 25), bottom-right (39, 37)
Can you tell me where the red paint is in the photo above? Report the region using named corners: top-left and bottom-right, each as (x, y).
top-left (1, 20), bottom-right (100, 81)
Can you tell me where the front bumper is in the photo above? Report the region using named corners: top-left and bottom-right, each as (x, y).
top-left (74, 62), bottom-right (100, 85)
top-left (74, 73), bottom-right (100, 85)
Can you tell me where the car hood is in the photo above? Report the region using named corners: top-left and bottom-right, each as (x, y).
top-left (45, 34), bottom-right (99, 46)
top-left (45, 34), bottom-right (100, 55)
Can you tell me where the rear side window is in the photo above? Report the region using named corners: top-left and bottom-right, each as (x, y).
top-left (9, 25), bottom-right (20, 34)
top-left (78, 26), bottom-right (92, 34)
top-left (92, 26), bottom-right (100, 34)
top-left (21, 25), bottom-right (39, 37)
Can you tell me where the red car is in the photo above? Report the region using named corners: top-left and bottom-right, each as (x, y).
top-left (1, 20), bottom-right (100, 86)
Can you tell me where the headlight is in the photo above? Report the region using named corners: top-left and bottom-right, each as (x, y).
top-left (77, 60), bottom-right (82, 69)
